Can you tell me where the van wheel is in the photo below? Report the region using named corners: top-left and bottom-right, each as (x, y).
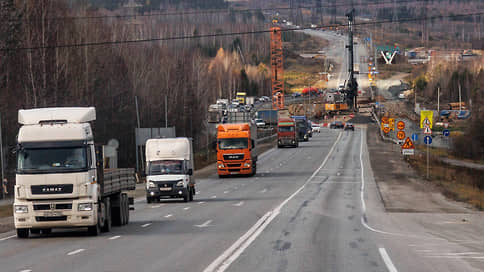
top-left (146, 196), bottom-right (152, 204)
top-left (17, 228), bottom-right (29, 238)
top-left (41, 228), bottom-right (52, 235)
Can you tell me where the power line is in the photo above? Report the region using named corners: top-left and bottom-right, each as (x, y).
top-left (1, 11), bottom-right (482, 52)
top-left (6, 0), bottom-right (432, 23)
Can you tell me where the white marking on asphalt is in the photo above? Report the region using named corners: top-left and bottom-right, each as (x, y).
top-left (198, 202), bottom-right (205, 204)
top-left (67, 249), bottom-right (85, 256)
top-left (211, 195), bottom-right (217, 199)
top-left (233, 201), bottom-right (244, 207)
top-left (234, 187), bottom-right (238, 190)
top-left (141, 223), bottom-right (152, 228)
top-left (379, 248), bottom-right (398, 272)
top-left (195, 220), bottom-right (213, 228)
top-left (184, 207), bottom-right (190, 210)
top-left (0, 235), bottom-right (16, 241)
top-left (260, 189), bottom-right (267, 193)
top-left (197, 191), bottom-right (201, 194)
top-left (151, 204), bottom-right (163, 208)
top-left (109, 235), bottom-right (121, 240)
top-left (203, 132), bottom-right (343, 272)
top-left (164, 214), bottom-right (173, 218)
top-left (224, 191), bottom-right (230, 194)
top-left (19, 270), bottom-right (32, 272)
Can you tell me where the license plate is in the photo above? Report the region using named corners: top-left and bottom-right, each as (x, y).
top-left (43, 212), bottom-right (62, 217)
top-left (230, 172), bottom-right (239, 174)
top-left (159, 187), bottom-right (172, 191)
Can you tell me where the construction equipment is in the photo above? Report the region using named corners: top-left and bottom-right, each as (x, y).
top-left (271, 27), bottom-right (284, 110)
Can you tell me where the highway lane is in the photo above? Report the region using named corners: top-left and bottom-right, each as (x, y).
top-left (0, 129), bottom-right (340, 272)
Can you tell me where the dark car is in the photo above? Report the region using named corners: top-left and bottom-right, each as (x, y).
top-left (344, 122), bottom-right (355, 131)
top-left (330, 121), bottom-right (344, 129)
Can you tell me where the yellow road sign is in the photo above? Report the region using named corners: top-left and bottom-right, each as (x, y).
top-left (401, 137), bottom-right (415, 149)
top-left (382, 117), bottom-right (389, 124)
top-left (389, 118), bottom-right (395, 131)
top-left (420, 110), bottom-right (433, 129)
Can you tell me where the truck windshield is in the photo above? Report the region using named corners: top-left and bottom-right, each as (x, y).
top-left (218, 138), bottom-right (248, 150)
top-left (296, 121), bottom-right (307, 129)
top-left (278, 126), bottom-right (294, 132)
top-left (17, 147), bottom-right (87, 174)
top-left (149, 160), bottom-right (183, 175)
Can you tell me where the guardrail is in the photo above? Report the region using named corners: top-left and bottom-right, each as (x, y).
top-left (255, 134), bottom-right (277, 145)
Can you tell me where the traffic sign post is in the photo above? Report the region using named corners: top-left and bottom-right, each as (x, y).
top-left (443, 129), bottom-right (450, 137)
top-left (423, 135), bottom-right (432, 179)
top-left (397, 121), bottom-right (405, 130)
top-left (401, 137), bottom-right (415, 156)
top-left (389, 118), bottom-right (395, 131)
top-left (420, 110), bottom-right (434, 128)
top-left (411, 133), bottom-right (418, 142)
top-left (397, 131), bottom-right (405, 140)
top-left (423, 126), bottom-right (432, 135)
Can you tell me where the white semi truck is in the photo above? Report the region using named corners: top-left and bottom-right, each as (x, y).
top-left (145, 138), bottom-right (196, 203)
top-left (14, 107), bottom-right (135, 238)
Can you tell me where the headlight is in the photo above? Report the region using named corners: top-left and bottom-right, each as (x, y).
top-left (78, 203), bottom-right (93, 211)
top-left (147, 181), bottom-right (156, 189)
top-left (244, 161), bottom-right (251, 167)
top-left (175, 180), bottom-right (184, 187)
top-left (217, 162), bottom-right (225, 168)
top-left (14, 205), bottom-right (28, 213)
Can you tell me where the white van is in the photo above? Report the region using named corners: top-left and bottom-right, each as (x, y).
top-left (145, 138), bottom-right (195, 203)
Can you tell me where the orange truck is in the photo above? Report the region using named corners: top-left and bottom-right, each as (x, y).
top-left (216, 123), bottom-right (257, 178)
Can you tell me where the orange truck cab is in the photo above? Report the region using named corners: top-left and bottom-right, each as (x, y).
top-left (216, 123), bottom-right (257, 177)
top-left (277, 118), bottom-right (298, 148)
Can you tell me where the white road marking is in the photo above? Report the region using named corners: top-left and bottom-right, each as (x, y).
top-left (141, 223), bottom-right (152, 228)
top-left (0, 235), bottom-right (16, 241)
top-left (379, 248), bottom-right (398, 272)
top-left (224, 191), bottom-right (230, 194)
top-left (198, 201), bottom-right (205, 204)
top-left (151, 204), bottom-right (163, 208)
top-left (203, 132), bottom-right (343, 272)
top-left (19, 270), bottom-right (32, 272)
top-left (211, 195), bottom-right (217, 199)
top-left (195, 220), bottom-right (213, 228)
top-left (197, 191), bottom-right (201, 194)
top-left (67, 248), bottom-right (85, 256)
top-left (260, 189), bottom-right (267, 193)
top-left (164, 214), bottom-right (173, 218)
top-left (234, 187), bottom-right (238, 190)
top-left (184, 207), bottom-right (191, 210)
top-left (109, 235), bottom-right (121, 240)
top-left (233, 201), bottom-right (244, 207)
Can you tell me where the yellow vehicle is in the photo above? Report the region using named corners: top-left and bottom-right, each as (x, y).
top-left (236, 92), bottom-right (247, 104)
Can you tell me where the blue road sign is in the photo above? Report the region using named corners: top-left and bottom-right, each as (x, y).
top-left (443, 129), bottom-right (450, 137)
top-left (424, 135), bottom-right (432, 145)
top-left (411, 133), bottom-right (418, 141)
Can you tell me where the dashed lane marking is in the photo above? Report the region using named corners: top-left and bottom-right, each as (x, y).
top-left (0, 235), bottom-right (16, 241)
top-left (211, 195), bottom-right (217, 199)
top-left (184, 207), bottom-right (191, 210)
top-left (164, 214), bottom-right (173, 218)
top-left (194, 220), bottom-right (213, 228)
top-left (233, 201), bottom-right (244, 207)
top-left (67, 249), bottom-right (86, 256)
top-left (109, 235), bottom-right (121, 240)
top-left (141, 223), bottom-right (152, 228)
top-left (224, 191), bottom-right (230, 194)
top-left (198, 202), bottom-right (205, 204)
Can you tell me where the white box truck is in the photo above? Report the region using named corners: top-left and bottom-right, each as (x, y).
top-left (145, 138), bottom-right (196, 203)
top-left (14, 107), bottom-right (135, 238)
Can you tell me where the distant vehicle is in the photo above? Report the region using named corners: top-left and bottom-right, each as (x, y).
top-left (311, 123), bottom-right (321, 133)
top-left (245, 96), bottom-right (255, 106)
top-left (307, 121), bottom-right (313, 137)
top-left (291, 116), bottom-right (309, 141)
top-left (398, 93), bottom-right (405, 99)
top-left (236, 92), bottom-right (247, 104)
top-left (330, 121), bottom-right (344, 129)
top-left (260, 96), bottom-right (271, 102)
top-left (255, 119), bottom-right (266, 127)
top-left (310, 24), bottom-right (317, 28)
top-left (257, 110), bottom-right (278, 126)
top-left (277, 118), bottom-right (298, 148)
top-left (145, 138), bottom-right (195, 203)
top-left (292, 92), bottom-right (301, 98)
top-left (344, 122), bottom-right (355, 131)
top-left (231, 99), bottom-right (240, 106)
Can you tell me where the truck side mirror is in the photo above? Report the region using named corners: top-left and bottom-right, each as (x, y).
top-left (187, 169), bottom-right (193, 176)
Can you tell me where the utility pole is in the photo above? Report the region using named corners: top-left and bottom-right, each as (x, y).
top-left (0, 113), bottom-right (4, 200)
top-left (345, 9), bottom-right (358, 109)
top-left (165, 95), bottom-right (168, 128)
top-left (135, 96), bottom-right (141, 174)
top-left (458, 83), bottom-right (462, 111)
top-left (437, 86), bottom-right (440, 114)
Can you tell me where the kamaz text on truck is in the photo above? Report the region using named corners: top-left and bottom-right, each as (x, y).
top-left (291, 116), bottom-right (309, 142)
top-left (277, 118), bottom-right (298, 148)
top-left (14, 107), bottom-right (135, 238)
top-left (145, 138), bottom-right (196, 203)
top-left (216, 123), bottom-right (257, 177)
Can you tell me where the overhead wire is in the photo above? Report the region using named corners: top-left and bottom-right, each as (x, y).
top-left (1, 11), bottom-right (483, 52)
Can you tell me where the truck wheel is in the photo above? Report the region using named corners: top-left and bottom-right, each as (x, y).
top-left (101, 199), bottom-right (112, 232)
top-left (146, 196), bottom-right (152, 204)
top-left (121, 194), bottom-right (128, 225)
top-left (17, 228), bottom-right (29, 238)
top-left (124, 195), bottom-right (130, 224)
top-left (30, 229), bottom-right (41, 234)
top-left (87, 223), bottom-right (100, 236)
top-left (183, 190), bottom-right (189, 203)
top-left (189, 187), bottom-right (194, 201)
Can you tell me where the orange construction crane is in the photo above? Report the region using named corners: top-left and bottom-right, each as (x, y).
top-left (271, 27), bottom-right (284, 110)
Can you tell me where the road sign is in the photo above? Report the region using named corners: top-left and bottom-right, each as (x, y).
top-left (443, 129), bottom-right (450, 137)
top-left (383, 123), bottom-right (389, 128)
top-left (401, 137), bottom-right (415, 149)
top-left (397, 131), bottom-right (405, 140)
top-left (383, 127), bottom-right (390, 134)
top-left (382, 116), bottom-right (389, 124)
top-left (397, 121), bottom-right (405, 130)
top-left (424, 135), bottom-right (432, 145)
top-left (411, 133), bottom-right (418, 141)
top-left (423, 126), bottom-right (432, 135)
top-left (420, 110), bottom-right (433, 128)
top-left (402, 149), bottom-right (415, 155)
top-left (389, 118), bottom-right (395, 131)
top-left (444, 122), bottom-right (449, 129)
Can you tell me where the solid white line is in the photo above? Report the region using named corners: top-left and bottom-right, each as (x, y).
top-left (203, 132), bottom-right (343, 272)
top-left (141, 223), bottom-right (152, 228)
top-left (67, 248), bottom-right (85, 256)
top-left (151, 204), bottom-right (163, 208)
top-left (109, 235), bottom-right (121, 240)
top-left (195, 220), bottom-right (213, 228)
top-left (198, 201), bottom-right (205, 204)
top-left (0, 235), bottom-right (16, 241)
top-left (233, 201), bottom-right (244, 207)
top-left (19, 269), bottom-right (32, 272)
top-left (211, 195), bottom-right (217, 199)
top-left (184, 207), bottom-right (190, 210)
top-left (260, 189), bottom-right (267, 193)
top-left (164, 214), bottom-right (173, 218)
top-left (224, 191), bottom-right (230, 194)
top-left (360, 130), bottom-right (366, 213)
top-left (379, 248), bottom-right (398, 272)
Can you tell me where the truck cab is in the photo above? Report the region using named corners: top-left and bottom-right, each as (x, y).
top-left (277, 118), bottom-right (298, 148)
top-left (216, 123), bottom-right (257, 177)
top-left (291, 116), bottom-right (309, 142)
top-left (145, 138), bottom-right (195, 203)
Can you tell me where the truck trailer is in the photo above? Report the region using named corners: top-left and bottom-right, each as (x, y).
top-left (14, 107), bottom-right (135, 238)
top-left (145, 138), bottom-right (196, 203)
top-left (216, 123), bottom-right (257, 177)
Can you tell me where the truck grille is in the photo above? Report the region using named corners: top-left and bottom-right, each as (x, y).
top-left (33, 204), bottom-right (73, 211)
top-left (31, 184), bottom-right (73, 195)
top-left (223, 154), bottom-right (244, 161)
top-left (35, 216), bottom-right (67, 222)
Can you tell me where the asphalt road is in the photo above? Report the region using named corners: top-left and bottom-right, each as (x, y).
top-left (2, 127), bottom-right (484, 272)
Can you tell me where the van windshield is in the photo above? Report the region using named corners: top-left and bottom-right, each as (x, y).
top-left (149, 160), bottom-right (184, 175)
top-left (218, 138), bottom-right (248, 150)
top-left (17, 147), bottom-right (87, 174)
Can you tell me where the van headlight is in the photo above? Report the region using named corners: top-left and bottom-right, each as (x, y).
top-left (78, 203), bottom-right (93, 211)
top-left (147, 181), bottom-right (156, 189)
top-left (14, 205), bottom-right (28, 213)
top-left (175, 180), bottom-right (184, 187)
